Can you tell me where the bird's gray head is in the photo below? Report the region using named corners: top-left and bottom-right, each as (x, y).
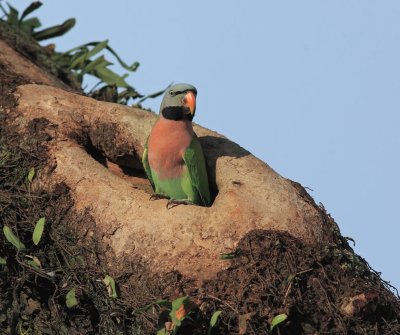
top-left (159, 83), bottom-right (197, 121)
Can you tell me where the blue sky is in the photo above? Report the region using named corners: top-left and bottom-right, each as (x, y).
top-left (21, 1), bottom-right (400, 290)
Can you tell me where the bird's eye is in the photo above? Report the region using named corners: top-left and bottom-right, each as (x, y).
top-left (169, 90), bottom-right (175, 97)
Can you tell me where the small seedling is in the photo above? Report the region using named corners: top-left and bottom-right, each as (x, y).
top-left (220, 248), bottom-right (243, 260)
top-left (103, 274), bottom-right (118, 298)
top-left (32, 217), bottom-right (45, 245)
top-left (66, 287), bottom-right (78, 308)
top-left (3, 225), bottom-right (25, 251)
top-left (208, 310), bottom-right (222, 335)
top-left (270, 313), bottom-right (288, 332)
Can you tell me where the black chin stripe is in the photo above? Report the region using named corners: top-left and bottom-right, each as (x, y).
top-left (161, 106), bottom-right (184, 120)
top-left (162, 106), bottom-right (188, 121)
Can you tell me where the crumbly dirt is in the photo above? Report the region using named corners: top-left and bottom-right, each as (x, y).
top-left (1, 33), bottom-right (400, 335)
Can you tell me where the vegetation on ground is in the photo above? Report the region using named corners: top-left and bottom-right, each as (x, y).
top-left (0, 1), bottom-right (165, 105)
top-left (1, 2), bottom-right (400, 334)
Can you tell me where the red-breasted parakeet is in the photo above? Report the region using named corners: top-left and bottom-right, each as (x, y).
top-left (142, 83), bottom-right (211, 207)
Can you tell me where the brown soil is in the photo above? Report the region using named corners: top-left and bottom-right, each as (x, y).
top-left (1, 30), bottom-right (400, 335)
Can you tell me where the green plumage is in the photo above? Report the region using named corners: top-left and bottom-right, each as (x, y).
top-left (142, 83), bottom-right (211, 207)
top-left (142, 134), bottom-right (211, 207)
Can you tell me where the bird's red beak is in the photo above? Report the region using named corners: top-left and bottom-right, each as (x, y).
top-left (183, 91), bottom-right (196, 115)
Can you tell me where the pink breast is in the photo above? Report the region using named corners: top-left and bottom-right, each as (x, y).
top-left (148, 118), bottom-right (193, 180)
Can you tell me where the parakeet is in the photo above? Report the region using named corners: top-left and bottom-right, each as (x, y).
top-left (142, 83), bottom-right (211, 207)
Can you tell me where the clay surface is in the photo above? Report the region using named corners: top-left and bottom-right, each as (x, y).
top-left (12, 84), bottom-right (335, 280)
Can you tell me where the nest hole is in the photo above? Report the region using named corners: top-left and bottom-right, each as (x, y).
top-left (81, 135), bottom-right (152, 193)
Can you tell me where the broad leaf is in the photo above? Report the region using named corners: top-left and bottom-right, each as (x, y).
top-left (27, 167), bottom-right (35, 182)
top-left (103, 275), bottom-right (118, 298)
top-left (3, 225), bottom-right (25, 251)
top-left (208, 310), bottom-right (222, 334)
top-left (32, 217), bottom-right (45, 245)
top-left (6, 4), bottom-right (19, 26)
top-left (85, 40), bottom-right (109, 59)
top-left (20, 17), bottom-right (41, 34)
top-left (270, 313), bottom-right (288, 331)
top-left (170, 296), bottom-right (190, 327)
top-left (94, 67), bottom-right (129, 88)
top-left (19, 1), bottom-right (42, 22)
top-left (25, 259), bottom-right (40, 270)
top-left (66, 288), bottom-right (78, 308)
top-left (82, 55), bottom-right (110, 74)
top-left (33, 18), bottom-right (76, 41)
top-left (25, 255), bottom-right (42, 268)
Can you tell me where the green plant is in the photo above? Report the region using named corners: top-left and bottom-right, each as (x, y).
top-left (0, 1), bottom-right (75, 40)
top-left (0, 1), bottom-right (166, 105)
top-left (208, 310), bottom-right (222, 334)
top-left (270, 313), bottom-right (287, 332)
top-left (135, 296), bottom-right (194, 334)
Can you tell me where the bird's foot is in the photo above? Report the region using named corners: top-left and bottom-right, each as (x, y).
top-left (166, 199), bottom-right (195, 210)
top-left (149, 193), bottom-right (169, 201)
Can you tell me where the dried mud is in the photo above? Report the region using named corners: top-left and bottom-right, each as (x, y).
top-left (1, 41), bottom-right (400, 335)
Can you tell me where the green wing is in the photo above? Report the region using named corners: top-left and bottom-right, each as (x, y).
top-left (142, 139), bottom-right (154, 189)
top-left (183, 134), bottom-right (211, 207)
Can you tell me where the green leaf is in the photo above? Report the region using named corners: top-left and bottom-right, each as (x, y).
top-left (94, 67), bottom-right (129, 88)
top-left (208, 310), bottom-right (222, 334)
top-left (3, 225), bottom-right (25, 251)
top-left (25, 255), bottom-right (41, 268)
top-left (33, 18), bottom-right (76, 41)
top-left (210, 310), bottom-right (222, 327)
top-left (220, 248), bottom-right (243, 260)
top-left (32, 217), bottom-right (45, 245)
top-left (103, 275), bottom-right (118, 298)
top-left (0, 256), bottom-right (7, 265)
top-left (170, 296), bottom-right (190, 327)
top-left (6, 3), bottom-right (19, 26)
top-left (25, 259), bottom-right (40, 269)
top-left (137, 84), bottom-right (170, 104)
top-left (66, 288), bottom-right (78, 308)
top-left (69, 53), bottom-right (87, 70)
top-left (82, 56), bottom-right (111, 74)
top-left (156, 328), bottom-right (168, 335)
top-left (85, 40), bottom-right (109, 59)
top-left (270, 313), bottom-right (288, 331)
top-left (171, 296), bottom-right (188, 311)
top-left (104, 44), bottom-right (139, 72)
top-left (27, 167), bottom-right (35, 182)
top-left (20, 17), bottom-right (41, 34)
top-left (19, 1), bottom-right (42, 22)
top-left (117, 86), bottom-right (144, 104)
